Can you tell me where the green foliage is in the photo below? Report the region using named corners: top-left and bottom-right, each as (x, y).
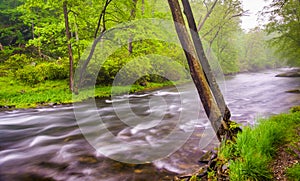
top-left (0, 46), bottom-right (24, 63)
top-left (236, 28), bottom-right (282, 72)
top-left (263, 0), bottom-right (300, 66)
top-left (286, 163), bottom-right (300, 180)
top-left (0, 0), bottom-right (287, 95)
top-left (189, 175), bottom-right (200, 181)
top-left (91, 40), bottom-right (187, 85)
top-left (290, 105), bottom-right (300, 113)
top-left (97, 54), bottom-right (187, 85)
top-left (15, 60), bottom-right (68, 85)
top-left (0, 75), bottom-right (177, 109)
top-left (207, 170), bottom-right (217, 181)
top-left (196, 0), bottom-right (243, 74)
top-left (219, 111), bottom-right (300, 180)
top-left (4, 54), bottom-right (37, 71)
top-left (15, 65), bottom-right (43, 85)
top-left (0, 77), bottom-right (71, 108)
top-left (0, 0), bottom-right (31, 46)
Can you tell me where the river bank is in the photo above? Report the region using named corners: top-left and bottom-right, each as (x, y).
top-left (2, 67), bottom-right (299, 112)
top-left (0, 69), bottom-right (299, 180)
top-left (0, 76), bottom-right (179, 111)
top-left (180, 106), bottom-right (300, 180)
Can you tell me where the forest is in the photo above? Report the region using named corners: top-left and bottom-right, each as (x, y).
top-left (1, 0), bottom-right (299, 108)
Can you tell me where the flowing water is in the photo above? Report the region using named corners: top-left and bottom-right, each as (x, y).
top-left (0, 69), bottom-right (299, 181)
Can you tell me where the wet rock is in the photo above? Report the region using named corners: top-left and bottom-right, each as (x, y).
top-left (208, 159), bottom-right (217, 170)
top-left (275, 71), bottom-right (300, 77)
top-left (197, 166), bottom-right (208, 177)
top-left (64, 134), bottom-right (84, 142)
top-left (176, 166), bottom-right (208, 181)
top-left (48, 103), bottom-right (55, 106)
top-left (11, 173), bottom-right (56, 181)
top-left (222, 164), bottom-right (228, 172)
top-left (39, 161), bottom-right (68, 171)
top-left (134, 169), bottom-right (143, 174)
top-left (0, 105), bottom-right (16, 111)
top-left (78, 155), bottom-right (98, 164)
top-left (291, 106), bottom-right (300, 113)
top-left (286, 89), bottom-right (300, 94)
top-left (199, 150), bottom-right (217, 164)
top-left (139, 81), bottom-right (148, 86)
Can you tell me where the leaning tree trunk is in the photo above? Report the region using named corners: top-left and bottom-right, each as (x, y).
top-left (168, 0), bottom-right (223, 141)
top-left (63, 1), bottom-right (74, 92)
top-left (168, 0), bottom-right (240, 141)
top-left (181, 0), bottom-right (231, 130)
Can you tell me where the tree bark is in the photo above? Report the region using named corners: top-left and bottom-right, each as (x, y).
top-left (141, 0), bottom-right (145, 15)
top-left (63, 1), bottom-right (74, 92)
top-left (168, 0), bottom-right (223, 141)
top-left (128, 0), bottom-right (138, 54)
top-left (31, 20), bottom-right (35, 39)
top-left (94, 0), bottom-right (112, 39)
top-left (181, 0), bottom-right (231, 123)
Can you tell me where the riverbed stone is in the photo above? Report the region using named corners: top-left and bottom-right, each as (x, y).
top-left (275, 71), bottom-right (300, 77)
top-left (78, 155), bottom-right (98, 164)
top-left (286, 89), bottom-right (300, 94)
top-left (198, 150), bottom-right (217, 164)
top-left (12, 173), bottom-right (56, 181)
top-left (39, 161), bottom-right (68, 171)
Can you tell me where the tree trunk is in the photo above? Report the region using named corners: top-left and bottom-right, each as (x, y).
top-left (94, 0), bottom-right (112, 39)
top-left (63, 1), bottom-right (74, 92)
top-left (181, 0), bottom-right (231, 123)
top-left (141, 0), bottom-right (145, 15)
top-left (128, 0), bottom-right (138, 54)
top-left (31, 20), bottom-right (35, 39)
top-left (76, 1), bottom-right (113, 92)
top-left (168, 0), bottom-right (223, 141)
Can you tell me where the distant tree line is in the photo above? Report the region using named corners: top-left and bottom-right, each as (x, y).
top-left (0, 0), bottom-right (294, 90)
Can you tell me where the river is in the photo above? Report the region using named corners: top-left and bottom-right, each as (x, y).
top-left (0, 69), bottom-right (299, 181)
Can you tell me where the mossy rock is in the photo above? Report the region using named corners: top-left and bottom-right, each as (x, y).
top-left (290, 106), bottom-right (300, 113)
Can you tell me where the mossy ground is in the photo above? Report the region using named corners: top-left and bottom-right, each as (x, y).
top-left (0, 76), bottom-right (178, 109)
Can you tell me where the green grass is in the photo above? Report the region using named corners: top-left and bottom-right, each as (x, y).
top-left (218, 109), bottom-right (300, 181)
top-left (286, 163), bottom-right (300, 181)
top-left (0, 76), bottom-right (179, 109)
top-left (0, 77), bottom-right (71, 108)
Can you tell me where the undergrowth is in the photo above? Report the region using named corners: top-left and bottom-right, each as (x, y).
top-left (286, 163), bottom-right (300, 180)
top-left (217, 109), bottom-right (300, 181)
top-left (0, 76), bottom-right (178, 109)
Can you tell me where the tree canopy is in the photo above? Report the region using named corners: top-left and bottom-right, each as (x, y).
top-left (263, 0), bottom-right (300, 66)
top-left (0, 0), bottom-right (289, 88)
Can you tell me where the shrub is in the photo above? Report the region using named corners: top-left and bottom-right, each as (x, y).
top-left (16, 61), bottom-right (68, 85)
top-left (5, 54), bottom-right (37, 71)
top-left (15, 65), bottom-right (44, 85)
top-left (37, 62), bottom-right (68, 80)
top-left (220, 112), bottom-right (300, 180)
top-left (96, 55), bottom-right (188, 85)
